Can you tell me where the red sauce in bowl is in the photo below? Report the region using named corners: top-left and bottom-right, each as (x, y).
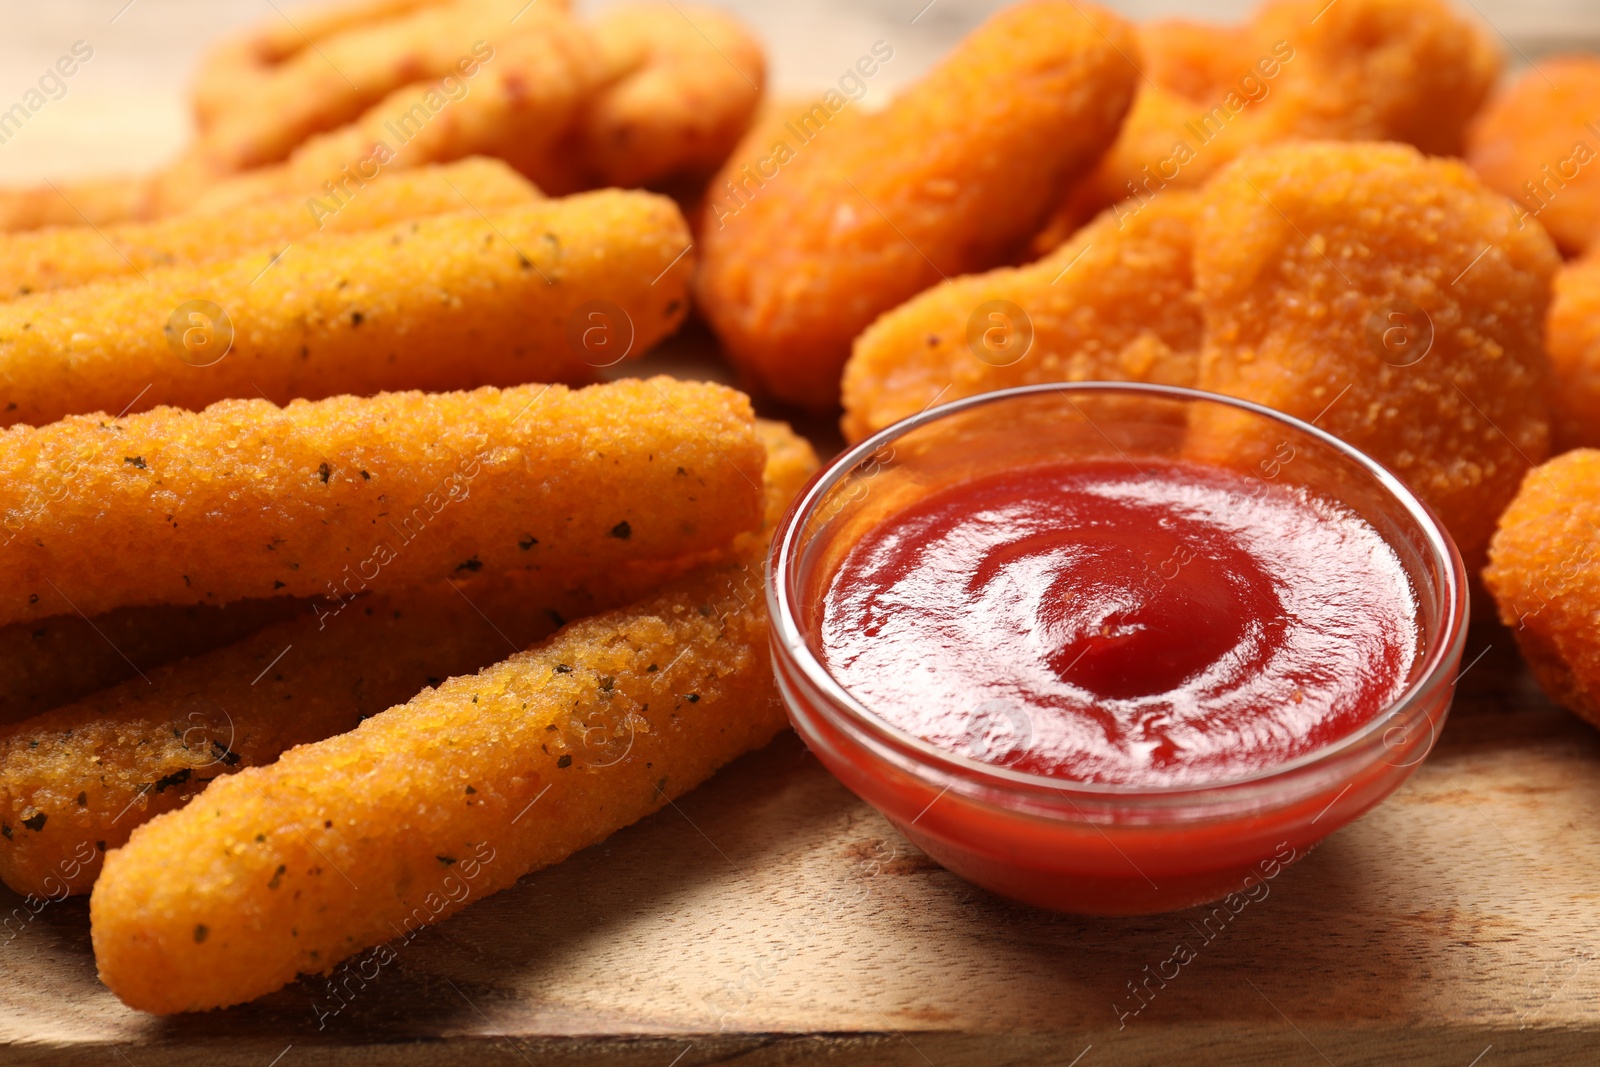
top-left (819, 459), bottom-right (1419, 787)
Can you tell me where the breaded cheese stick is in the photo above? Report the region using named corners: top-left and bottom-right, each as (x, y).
top-left (191, 0), bottom-right (462, 129)
top-left (91, 423), bottom-right (817, 1014)
top-left (0, 599), bottom-right (304, 727)
top-left (0, 378), bottom-right (765, 628)
top-left (0, 420), bottom-right (802, 898)
top-left (169, 18), bottom-right (608, 216)
top-left (0, 158), bottom-right (539, 300)
top-left (193, 0), bottom-right (544, 172)
top-left (0, 189), bottom-right (694, 427)
top-left (841, 191), bottom-right (1203, 443)
top-left (694, 0), bottom-right (1139, 410)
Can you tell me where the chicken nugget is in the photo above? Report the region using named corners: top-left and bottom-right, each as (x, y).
top-left (191, 0), bottom-right (460, 129)
top-left (1188, 142), bottom-right (1558, 569)
top-left (0, 599), bottom-right (303, 727)
top-left (566, 4), bottom-right (765, 190)
top-left (90, 423), bottom-right (816, 1014)
top-left (1466, 55), bottom-right (1600, 257)
top-left (0, 377), bottom-right (765, 628)
top-left (0, 419), bottom-right (802, 899)
top-left (0, 158), bottom-right (538, 301)
top-left (695, 0), bottom-right (1139, 411)
top-left (1484, 450), bottom-right (1600, 727)
top-left (841, 191), bottom-right (1202, 443)
top-left (0, 189), bottom-right (693, 428)
top-left (165, 18), bottom-right (608, 218)
top-left (1546, 259), bottom-right (1600, 450)
top-left (1037, 0), bottom-right (1501, 254)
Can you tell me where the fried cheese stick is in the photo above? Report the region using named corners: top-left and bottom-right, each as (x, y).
top-left (0, 420), bottom-right (802, 898)
top-left (0, 158), bottom-right (539, 301)
top-left (91, 422), bottom-right (816, 1013)
top-left (0, 599), bottom-right (304, 727)
top-left (0, 378), bottom-right (764, 628)
top-left (0, 189), bottom-right (694, 427)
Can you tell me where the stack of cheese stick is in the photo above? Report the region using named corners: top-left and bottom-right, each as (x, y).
top-left (0, 0), bottom-right (813, 1017)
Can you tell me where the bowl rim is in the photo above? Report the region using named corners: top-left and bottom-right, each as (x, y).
top-left (767, 381), bottom-right (1471, 802)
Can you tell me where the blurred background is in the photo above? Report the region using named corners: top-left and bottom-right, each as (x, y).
top-left (0, 0), bottom-right (1596, 183)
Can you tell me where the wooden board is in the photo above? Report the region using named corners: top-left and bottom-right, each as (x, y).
top-left (3, 628), bottom-right (1600, 1065)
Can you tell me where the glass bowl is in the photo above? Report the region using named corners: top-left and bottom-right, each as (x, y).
top-left (767, 383), bottom-right (1468, 915)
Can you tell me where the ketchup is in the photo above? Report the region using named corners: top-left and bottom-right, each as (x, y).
top-left (819, 459), bottom-right (1420, 787)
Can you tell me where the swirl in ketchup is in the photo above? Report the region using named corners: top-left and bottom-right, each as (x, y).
top-left (820, 458), bottom-right (1419, 786)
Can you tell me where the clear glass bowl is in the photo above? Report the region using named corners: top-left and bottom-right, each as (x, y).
top-left (767, 383), bottom-right (1468, 915)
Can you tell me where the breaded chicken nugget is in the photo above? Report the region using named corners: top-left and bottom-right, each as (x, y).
top-left (0, 158), bottom-right (538, 301)
top-left (1484, 450), bottom-right (1600, 726)
top-left (841, 191), bottom-right (1203, 443)
top-left (1139, 18), bottom-right (1253, 103)
top-left (0, 189), bottom-right (693, 427)
top-left (1546, 259), bottom-right (1600, 450)
top-left (1188, 142), bottom-right (1558, 569)
top-left (0, 420), bottom-right (802, 898)
top-left (0, 599), bottom-right (303, 727)
top-left (90, 424), bottom-right (817, 1014)
top-left (1038, 0), bottom-right (1501, 254)
top-left (565, 4), bottom-right (765, 190)
top-left (0, 378), bottom-right (765, 628)
top-left (695, 0), bottom-right (1139, 411)
top-left (1467, 56), bottom-right (1600, 257)
top-left (1249, 0), bottom-right (1498, 154)
top-left (191, 0), bottom-right (461, 129)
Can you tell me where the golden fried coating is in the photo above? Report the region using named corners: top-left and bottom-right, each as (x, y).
top-left (0, 377), bottom-right (765, 628)
top-left (0, 579), bottom-right (600, 897)
top-left (192, 0), bottom-right (537, 173)
top-left (164, 17), bottom-right (607, 217)
top-left (0, 421), bottom-right (801, 899)
top-left (1249, 0), bottom-right (1498, 154)
top-left (90, 423), bottom-right (817, 1014)
top-left (191, 0), bottom-right (459, 129)
top-left (695, 0), bottom-right (1139, 411)
top-left (1037, 0), bottom-right (1501, 254)
top-left (0, 158), bottom-right (538, 301)
top-left (0, 189), bottom-right (693, 427)
top-left (0, 599), bottom-right (303, 727)
top-left (567, 4), bottom-right (765, 190)
top-left (1139, 18), bottom-right (1252, 103)
top-left (841, 191), bottom-right (1203, 442)
top-left (1187, 142), bottom-right (1558, 570)
top-left (1547, 259), bottom-right (1600, 450)
top-left (1467, 55), bottom-right (1600, 257)
top-left (0, 176), bottom-right (160, 234)
top-left (1484, 450), bottom-right (1600, 727)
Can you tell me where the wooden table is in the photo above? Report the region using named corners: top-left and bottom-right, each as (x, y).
top-left (3, 2), bottom-right (1600, 1064)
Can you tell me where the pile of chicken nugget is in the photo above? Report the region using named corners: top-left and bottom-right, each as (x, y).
top-left (1, 0), bottom-right (1599, 1016)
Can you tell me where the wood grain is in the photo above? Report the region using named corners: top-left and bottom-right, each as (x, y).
top-left (2, 625), bottom-right (1598, 1065)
